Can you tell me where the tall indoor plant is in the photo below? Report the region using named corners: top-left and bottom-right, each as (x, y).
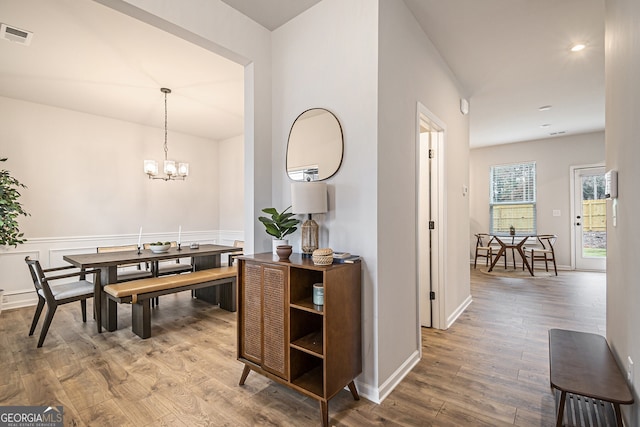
top-left (258, 206), bottom-right (299, 253)
top-left (0, 158), bottom-right (29, 247)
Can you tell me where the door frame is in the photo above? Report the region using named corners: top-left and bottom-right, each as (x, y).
top-left (416, 102), bottom-right (446, 339)
top-left (569, 163), bottom-right (606, 270)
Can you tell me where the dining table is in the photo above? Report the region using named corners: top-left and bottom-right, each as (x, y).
top-left (487, 235), bottom-right (534, 276)
top-left (64, 243), bottom-right (239, 333)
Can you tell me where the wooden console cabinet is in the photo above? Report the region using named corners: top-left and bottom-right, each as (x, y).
top-left (236, 253), bottom-right (362, 426)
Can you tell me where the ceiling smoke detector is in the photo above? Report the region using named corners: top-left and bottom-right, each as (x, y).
top-left (0, 23), bottom-right (34, 46)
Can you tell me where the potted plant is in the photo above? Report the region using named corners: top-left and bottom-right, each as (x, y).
top-left (0, 158), bottom-right (29, 247)
top-left (258, 206), bottom-right (300, 254)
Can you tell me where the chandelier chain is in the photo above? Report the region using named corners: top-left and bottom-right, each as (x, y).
top-left (163, 90), bottom-right (169, 161)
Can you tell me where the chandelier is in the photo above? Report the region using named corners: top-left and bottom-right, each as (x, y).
top-left (144, 88), bottom-right (189, 180)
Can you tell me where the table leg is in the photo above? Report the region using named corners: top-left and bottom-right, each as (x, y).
top-left (192, 254), bottom-right (220, 270)
top-left (100, 267), bottom-right (119, 332)
top-left (517, 246), bottom-right (534, 276)
top-left (488, 247), bottom-right (506, 272)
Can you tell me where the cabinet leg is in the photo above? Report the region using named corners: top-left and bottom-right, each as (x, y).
top-left (347, 381), bottom-right (360, 401)
top-left (319, 400), bottom-right (328, 427)
top-left (239, 365), bottom-right (251, 386)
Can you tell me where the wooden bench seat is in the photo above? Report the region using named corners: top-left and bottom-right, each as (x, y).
top-left (549, 329), bottom-right (634, 426)
top-left (103, 266), bottom-right (237, 339)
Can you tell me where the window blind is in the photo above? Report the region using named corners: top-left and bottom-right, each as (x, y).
top-left (490, 162), bottom-right (536, 234)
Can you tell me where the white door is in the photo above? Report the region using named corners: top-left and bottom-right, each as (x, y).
top-left (418, 110), bottom-right (444, 328)
top-left (418, 128), bottom-right (432, 327)
top-left (573, 166), bottom-right (606, 271)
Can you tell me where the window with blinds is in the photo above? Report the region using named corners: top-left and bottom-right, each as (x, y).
top-left (490, 162), bottom-right (536, 235)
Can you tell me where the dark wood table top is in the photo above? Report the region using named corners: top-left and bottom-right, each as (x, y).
top-left (64, 244), bottom-right (237, 268)
top-left (549, 328), bottom-right (634, 404)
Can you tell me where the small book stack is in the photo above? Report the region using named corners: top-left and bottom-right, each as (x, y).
top-left (332, 252), bottom-right (361, 264)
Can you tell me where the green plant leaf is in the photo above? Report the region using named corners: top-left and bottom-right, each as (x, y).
top-left (0, 157), bottom-right (29, 247)
top-left (258, 205), bottom-right (300, 239)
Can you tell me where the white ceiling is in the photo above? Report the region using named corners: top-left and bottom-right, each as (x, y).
top-left (403, 0), bottom-right (605, 147)
top-left (0, 0), bottom-right (244, 141)
top-left (0, 0), bottom-right (604, 148)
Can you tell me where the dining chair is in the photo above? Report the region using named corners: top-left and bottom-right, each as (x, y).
top-left (97, 244), bottom-right (153, 281)
top-left (25, 256), bottom-right (100, 347)
top-left (474, 234), bottom-right (495, 268)
top-left (227, 240), bottom-right (244, 266)
top-left (524, 235), bottom-right (558, 275)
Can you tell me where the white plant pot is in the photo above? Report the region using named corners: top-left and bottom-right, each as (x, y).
top-left (272, 239), bottom-right (289, 254)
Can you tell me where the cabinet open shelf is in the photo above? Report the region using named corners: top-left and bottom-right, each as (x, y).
top-left (291, 296), bottom-right (324, 313)
top-left (291, 330), bottom-right (324, 357)
top-left (291, 365), bottom-right (324, 397)
top-left (291, 347), bottom-right (323, 397)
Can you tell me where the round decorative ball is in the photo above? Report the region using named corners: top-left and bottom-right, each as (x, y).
top-left (312, 248), bottom-right (333, 266)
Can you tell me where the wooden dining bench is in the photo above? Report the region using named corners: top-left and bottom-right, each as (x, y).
top-left (549, 329), bottom-right (634, 427)
top-left (103, 266), bottom-right (237, 339)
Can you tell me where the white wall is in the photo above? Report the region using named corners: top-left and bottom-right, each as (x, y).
top-left (605, 0), bottom-right (640, 424)
top-left (0, 96), bottom-right (237, 308)
top-left (272, 0), bottom-right (380, 398)
top-left (218, 134), bottom-right (244, 233)
top-left (469, 132), bottom-right (605, 268)
top-left (377, 0), bottom-right (471, 392)
top-left (1, 97), bottom-right (219, 237)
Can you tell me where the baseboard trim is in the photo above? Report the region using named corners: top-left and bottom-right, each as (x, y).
top-left (447, 294), bottom-right (472, 329)
top-left (373, 349), bottom-right (421, 404)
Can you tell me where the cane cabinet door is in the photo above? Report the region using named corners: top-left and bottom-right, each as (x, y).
top-left (239, 260), bottom-right (288, 380)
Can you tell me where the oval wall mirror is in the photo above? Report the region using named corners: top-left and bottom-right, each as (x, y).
top-left (286, 108), bottom-right (343, 181)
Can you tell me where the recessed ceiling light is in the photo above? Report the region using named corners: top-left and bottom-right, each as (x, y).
top-left (538, 105), bottom-right (552, 111)
top-left (571, 43), bottom-right (586, 52)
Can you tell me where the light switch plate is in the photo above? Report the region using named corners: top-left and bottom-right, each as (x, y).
top-left (552, 210), bottom-right (561, 217)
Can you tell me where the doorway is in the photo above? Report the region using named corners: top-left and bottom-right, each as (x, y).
top-left (571, 165), bottom-right (607, 271)
top-left (417, 103), bottom-right (445, 330)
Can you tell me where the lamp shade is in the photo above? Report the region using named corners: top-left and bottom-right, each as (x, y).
top-left (291, 182), bottom-right (327, 214)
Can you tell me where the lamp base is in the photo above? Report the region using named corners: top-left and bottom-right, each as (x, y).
top-left (300, 218), bottom-right (319, 256)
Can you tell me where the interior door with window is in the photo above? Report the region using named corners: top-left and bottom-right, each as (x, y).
top-left (573, 166), bottom-right (606, 271)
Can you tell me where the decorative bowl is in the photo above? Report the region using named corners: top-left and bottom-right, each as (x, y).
top-left (149, 243), bottom-right (171, 253)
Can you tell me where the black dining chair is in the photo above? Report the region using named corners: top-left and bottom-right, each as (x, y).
top-left (227, 240), bottom-right (244, 266)
top-left (25, 256), bottom-right (100, 347)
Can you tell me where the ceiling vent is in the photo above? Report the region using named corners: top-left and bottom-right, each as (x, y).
top-left (0, 23), bottom-right (33, 46)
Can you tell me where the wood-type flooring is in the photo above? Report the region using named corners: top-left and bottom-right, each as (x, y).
top-left (0, 268), bottom-right (606, 426)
